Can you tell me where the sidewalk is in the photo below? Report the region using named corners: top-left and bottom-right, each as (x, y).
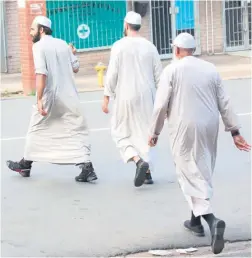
top-left (0, 54), bottom-right (251, 97)
top-left (118, 241), bottom-right (251, 257)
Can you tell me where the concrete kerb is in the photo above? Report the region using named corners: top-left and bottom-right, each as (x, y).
top-left (1, 76), bottom-right (251, 100)
top-left (78, 87), bottom-right (104, 93)
top-left (113, 240), bottom-right (251, 258)
top-left (219, 75), bottom-right (251, 81)
top-left (0, 87), bottom-right (104, 100)
top-left (1, 53), bottom-right (251, 98)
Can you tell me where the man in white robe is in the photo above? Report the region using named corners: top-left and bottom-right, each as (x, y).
top-left (102, 11), bottom-right (162, 187)
top-left (148, 33), bottom-right (250, 254)
top-left (6, 16), bottom-right (98, 183)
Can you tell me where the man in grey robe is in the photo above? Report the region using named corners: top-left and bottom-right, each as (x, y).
top-left (148, 33), bottom-right (250, 254)
top-left (102, 11), bottom-right (162, 187)
top-left (6, 16), bottom-right (98, 183)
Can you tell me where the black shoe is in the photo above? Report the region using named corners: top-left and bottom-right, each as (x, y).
top-left (184, 220), bottom-right (205, 237)
top-left (134, 159), bottom-right (149, 187)
top-left (75, 162), bottom-right (97, 182)
top-left (144, 171), bottom-right (154, 184)
top-left (210, 219), bottom-right (226, 254)
top-left (6, 159), bottom-right (32, 177)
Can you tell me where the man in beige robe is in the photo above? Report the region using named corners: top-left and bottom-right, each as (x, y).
top-left (6, 16), bottom-right (97, 183)
top-left (148, 33), bottom-right (250, 254)
top-left (102, 11), bottom-right (162, 187)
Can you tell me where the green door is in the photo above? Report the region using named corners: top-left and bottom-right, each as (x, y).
top-left (46, 1), bottom-right (126, 50)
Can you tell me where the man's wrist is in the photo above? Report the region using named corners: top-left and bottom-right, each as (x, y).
top-left (104, 96), bottom-right (110, 101)
top-left (37, 97), bottom-right (42, 103)
top-left (231, 130), bottom-right (240, 137)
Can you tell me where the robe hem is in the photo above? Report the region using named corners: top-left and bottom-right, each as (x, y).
top-left (23, 156), bottom-right (91, 164)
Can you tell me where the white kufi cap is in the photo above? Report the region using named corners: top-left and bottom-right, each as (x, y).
top-left (173, 32), bottom-right (196, 49)
top-left (33, 15), bottom-right (52, 29)
top-left (124, 11), bottom-right (141, 25)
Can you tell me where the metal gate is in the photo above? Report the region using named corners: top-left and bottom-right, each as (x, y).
top-left (150, 0), bottom-right (200, 59)
top-left (224, 0), bottom-right (252, 51)
top-left (46, 1), bottom-right (127, 51)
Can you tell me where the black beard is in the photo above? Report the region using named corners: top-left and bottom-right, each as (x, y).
top-left (32, 32), bottom-right (41, 43)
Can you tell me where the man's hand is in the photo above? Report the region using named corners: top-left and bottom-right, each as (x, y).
top-left (102, 96), bottom-right (110, 114)
top-left (37, 100), bottom-right (47, 116)
top-left (148, 136), bottom-right (158, 147)
top-left (233, 135), bottom-right (251, 151)
top-left (69, 43), bottom-right (77, 55)
top-left (102, 101), bottom-right (109, 114)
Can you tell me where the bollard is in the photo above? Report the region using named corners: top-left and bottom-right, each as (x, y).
top-left (94, 62), bottom-right (106, 87)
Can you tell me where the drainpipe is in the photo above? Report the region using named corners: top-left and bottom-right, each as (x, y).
top-left (207, 0), bottom-right (224, 55)
top-left (210, 0), bottom-right (214, 54)
top-left (205, 0), bottom-right (209, 54)
top-left (1, 1), bottom-right (8, 73)
top-left (209, 0), bottom-right (225, 55)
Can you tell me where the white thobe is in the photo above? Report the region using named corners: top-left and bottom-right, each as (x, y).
top-left (150, 56), bottom-right (240, 216)
top-left (104, 37), bottom-right (162, 171)
top-left (24, 35), bottom-right (91, 164)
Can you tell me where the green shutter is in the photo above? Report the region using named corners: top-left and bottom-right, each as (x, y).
top-left (46, 0), bottom-right (126, 50)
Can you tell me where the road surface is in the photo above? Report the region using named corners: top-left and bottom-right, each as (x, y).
top-left (1, 78), bottom-right (251, 257)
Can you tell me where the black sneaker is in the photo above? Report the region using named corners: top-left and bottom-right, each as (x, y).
top-left (184, 220), bottom-right (205, 237)
top-left (75, 162), bottom-right (98, 182)
top-left (134, 159), bottom-right (149, 187)
top-left (6, 158), bottom-right (32, 177)
top-left (210, 218), bottom-right (226, 254)
top-left (144, 171), bottom-right (154, 184)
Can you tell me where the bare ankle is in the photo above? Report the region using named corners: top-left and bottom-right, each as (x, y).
top-left (133, 156), bottom-right (140, 163)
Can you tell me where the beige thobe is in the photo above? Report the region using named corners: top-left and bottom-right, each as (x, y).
top-left (150, 56), bottom-right (240, 216)
top-left (24, 35), bottom-right (91, 164)
top-left (104, 36), bottom-right (162, 172)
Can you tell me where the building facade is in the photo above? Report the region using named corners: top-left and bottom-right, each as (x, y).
top-left (1, 0), bottom-right (20, 73)
top-left (1, 0), bottom-right (251, 75)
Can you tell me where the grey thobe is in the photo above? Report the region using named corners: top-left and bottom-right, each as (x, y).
top-left (150, 56), bottom-right (240, 216)
top-left (24, 35), bottom-right (91, 164)
top-left (104, 36), bottom-right (162, 172)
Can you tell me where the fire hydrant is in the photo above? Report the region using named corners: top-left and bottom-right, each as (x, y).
top-left (95, 62), bottom-right (106, 88)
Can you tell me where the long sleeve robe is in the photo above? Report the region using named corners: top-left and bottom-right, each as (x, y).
top-left (24, 35), bottom-right (91, 164)
top-left (150, 56), bottom-right (240, 200)
top-left (104, 36), bottom-right (162, 170)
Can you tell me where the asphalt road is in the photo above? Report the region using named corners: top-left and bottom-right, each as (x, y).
top-left (1, 79), bottom-right (251, 257)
